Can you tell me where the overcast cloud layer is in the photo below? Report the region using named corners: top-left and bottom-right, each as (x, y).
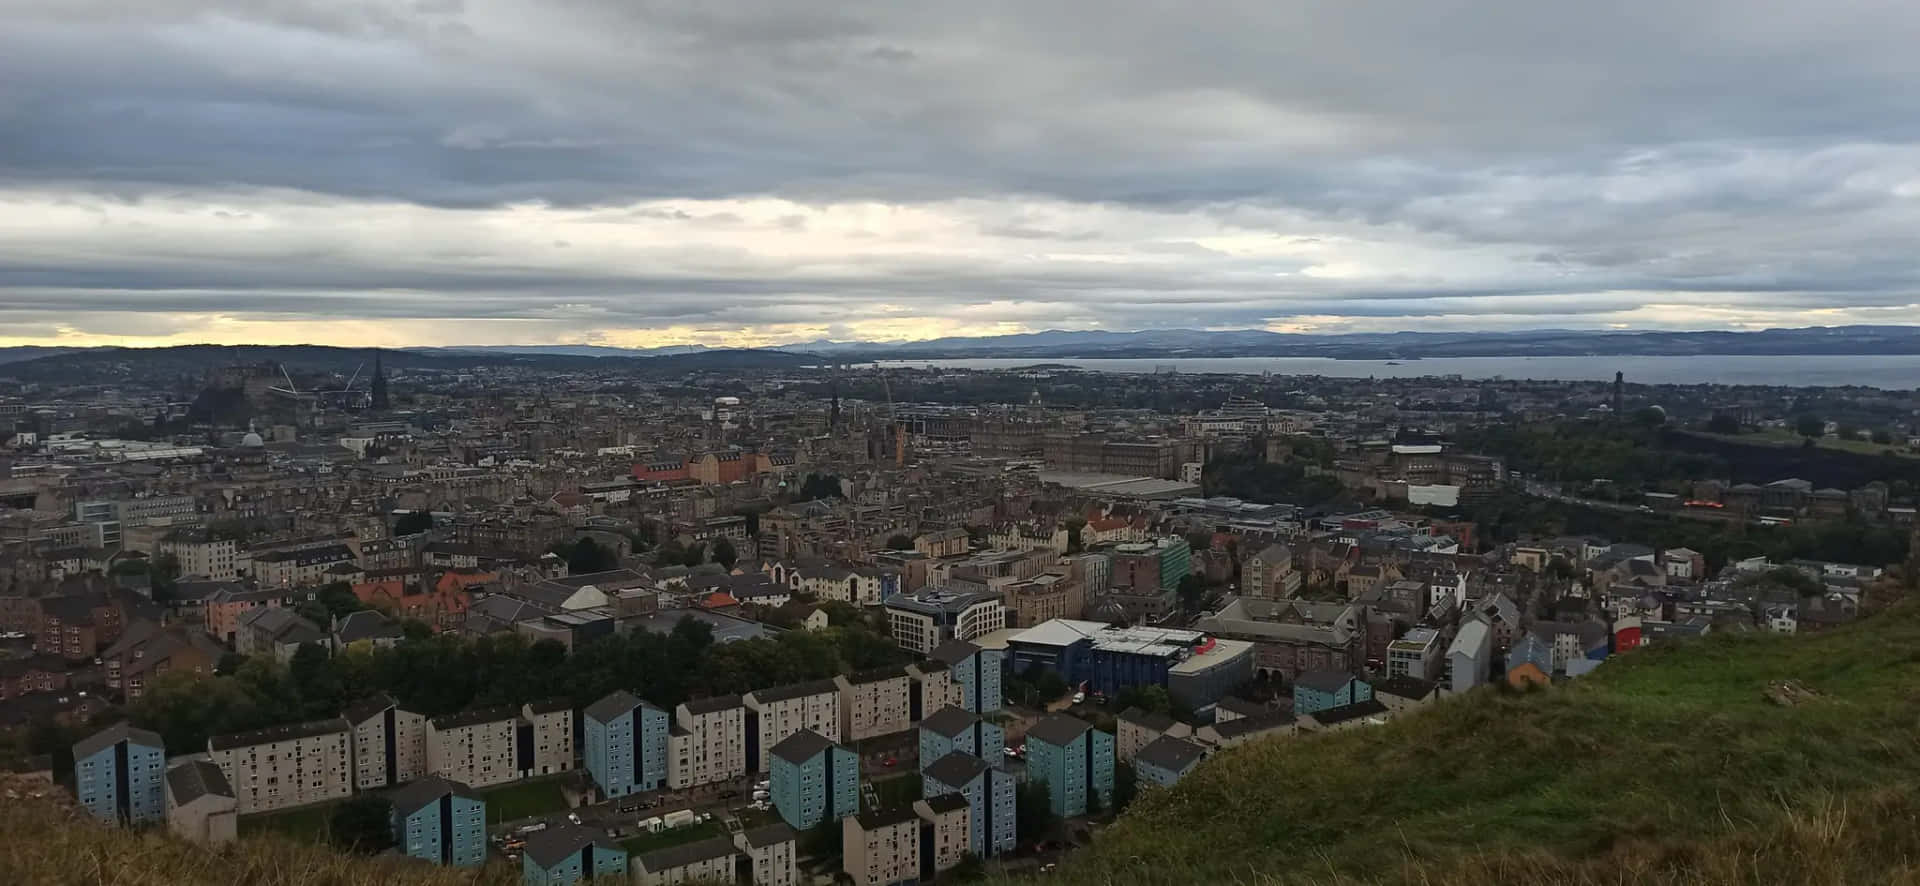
top-left (4, 0), bottom-right (1920, 347)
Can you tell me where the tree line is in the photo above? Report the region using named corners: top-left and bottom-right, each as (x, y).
top-left (130, 613), bottom-right (913, 754)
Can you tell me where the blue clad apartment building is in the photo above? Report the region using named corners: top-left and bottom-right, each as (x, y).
top-left (768, 728), bottom-right (859, 831)
top-left (522, 826), bottom-right (627, 886)
top-left (389, 775), bottom-right (486, 867)
top-left (917, 706), bottom-right (1004, 770)
top-left (929, 638), bottom-right (1005, 714)
top-left (73, 723), bottom-right (166, 826)
top-left (1023, 714), bottom-right (1115, 818)
top-left (582, 690), bottom-right (670, 798)
top-left (923, 752), bottom-right (1017, 858)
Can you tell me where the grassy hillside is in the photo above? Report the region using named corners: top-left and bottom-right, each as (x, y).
top-left (0, 798), bottom-right (521, 886)
top-left (1058, 598), bottom-right (1920, 885)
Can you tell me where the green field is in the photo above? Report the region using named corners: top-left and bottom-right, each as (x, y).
top-left (237, 802), bottom-right (339, 842)
top-left (1047, 595), bottom-right (1920, 885)
top-left (1686, 428), bottom-right (1920, 458)
top-left (619, 820), bottom-right (726, 856)
top-left (479, 779), bottom-right (570, 825)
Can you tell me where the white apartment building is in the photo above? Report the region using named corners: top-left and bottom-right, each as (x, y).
top-left (344, 694), bottom-right (427, 791)
top-left (734, 823), bottom-right (800, 886)
top-left (158, 533), bottom-right (240, 581)
top-left (207, 718), bottom-right (353, 814)
top-left (426, 706), bottom-right (522, 789)
top-left (744, 680), bottom-right (841, 772)
top-left (835, 666), bottom-right (913, 741)
top-left (669, 696), bottom-right (747, 789)
top-left (522, 699), bottom-right (575, 776)
top-left (1386, 628), bottom-right (1442, 682)
top-left (843, 807), bottom-right (921, 886)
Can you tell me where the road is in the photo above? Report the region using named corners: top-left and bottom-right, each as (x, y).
top-left (1519, 481), bottom-right (1756, 526)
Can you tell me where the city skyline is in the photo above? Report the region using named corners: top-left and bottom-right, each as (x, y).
top-left (5, 1), bottom-right (1920, 348)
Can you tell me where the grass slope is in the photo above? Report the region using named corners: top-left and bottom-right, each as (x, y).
top-left (1059, 599), bottom-right (1920, 885)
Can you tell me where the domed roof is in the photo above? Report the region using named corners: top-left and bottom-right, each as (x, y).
top-left (240, 432), bottom-right (265, 448)
top-left (1088, 597), bottom-right (1128, 624)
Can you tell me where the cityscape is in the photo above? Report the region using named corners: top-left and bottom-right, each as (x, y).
top-left (9, 1), bottom-right (1920, 884)
top-left (4, 345), bottom-right (1919, 884)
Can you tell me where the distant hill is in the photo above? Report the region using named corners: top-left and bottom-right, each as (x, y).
top-left (792, 325), bottom-right (1920, 360)
top-left (0, 346), bottom-right (92, 365)
top-left (1053, 592), bottom-right (1920, 885)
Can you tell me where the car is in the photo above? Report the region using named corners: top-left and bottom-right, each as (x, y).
top-left (566, 812), bottom-right (582, 825)
top-left (1072, 692), bottom-right (1085, 704)
top-left (1003, 746), bottom-right (1021, 758)
top-left (718, 789), bottom-right (740, 800)
top-left (881, 756), bottom-right (897, 767)
top-left (752, 789), bottom-right (770, 800)
top-left (754, 780), bottom-right (770, 791)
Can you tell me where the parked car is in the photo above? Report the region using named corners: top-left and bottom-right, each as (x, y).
top-left (566, 812), bottom-right (582, 825)
top-left (752, 789), bottom-right (770, 801)
top-left (881, 756), bottom-right (897, 767)
top-left (718, 789), bottom-right (740, 800)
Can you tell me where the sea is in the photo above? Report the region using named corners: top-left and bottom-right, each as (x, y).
top-left (860, 355), bottom-right (1920, 388)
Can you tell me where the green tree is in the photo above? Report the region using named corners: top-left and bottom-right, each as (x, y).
top-left (711, 537), bottom-right (738, 570)
top-left (1177, 574), bottom-right (1210, 614)
top-left (1032, 668), bottom-right (1069, 704)
top-left (1873, 428), bottom-right (1896, 445)
top-left (393, 511), bottom-right (434, 536)
top-left (1085, 780), bottom-right (1106, 817)
top-left (564, 537), bottom-right (618, 574)
top-left (315, 582), bottom-right (368, 619)
top-left (1839, 424), bottom-right (1865, 441)
top-left (1706, 414), bottom-right (1741, 435)
top-left (1796, 414), bottom-right (1826, 438)
top-left (799, 473), bottom-right (844, 500)
top-left (328, 794), bottom-right (395, 854)
top-left (1113, 761), bottom-right (1139, 813)
top-left (1016, 782), bottom-right (1056, 843)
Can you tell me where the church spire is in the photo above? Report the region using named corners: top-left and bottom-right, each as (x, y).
top-left (370, 349), bottom-right (390, 410)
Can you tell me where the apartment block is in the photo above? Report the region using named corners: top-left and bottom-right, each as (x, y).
top-left (426, 706), bottom-right (521, 789)
top-left (669, 696), bottom-right (747, 790)
top-left (583, 690), bottom-right (669, 798)
top-left (929, 639), bottom-right (1006, 714)
top-left (390, 775), bottom-right (486, 867)
top-left (907, 660), bottom-right (961, 721)
top-left (164, 759), bottom-right (237, 846)
top-left (521, 699), bottom-right (575, 776)
top-left (917, 706), bottom-right (1004, 769)
top-left (633, 836), bottom-right (738, 886)
top-left (913, 795), bottom-right (971, 879)
top-left (345, 693), bottom-right (428, 791)
top-left (1024, 714), bottom-right (1115, 818)
top-left (769, 729), bottom-right (859, 831)
top-left (743, 679), bottom-right (841, 772)
top-left (208, 718), bottom-right (353, 814)
top-left (843, 807), bottom-right (921, 886)
top-left (522, 826), bottom-right (628, 886)
top-left (922, 752), bottom-right (1017, 858)
top-left (734, 823), bottom-right (800, 886)
top-left (835, 666), bottom-right (913, 742)
top-left (73, 722), bottom-right (166, 826)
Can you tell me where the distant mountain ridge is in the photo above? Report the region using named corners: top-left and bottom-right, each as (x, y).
top-left (7, 327), bottom-right (1920, 376)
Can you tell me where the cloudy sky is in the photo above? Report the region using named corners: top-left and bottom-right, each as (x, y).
top-left (4, 0), bottom-right (1920, 348)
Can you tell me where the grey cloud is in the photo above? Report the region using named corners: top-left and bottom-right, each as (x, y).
top-left (5, 1), bottom-right (1920, 338)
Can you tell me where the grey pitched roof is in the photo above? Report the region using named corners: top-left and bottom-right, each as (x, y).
top-left (389, 774), bottom-right (478, 816)
top-left (1373, 675), bottom-right (1436, 701)
top-left (855, 806), bottom-right (920, 830)
top-left (842, 665), bottom-right (908, 685)
top-left (927, 638), bottom-right (982, 666)
top-left (523, 825), bottom-right (620, 869)
top-left (524, 697), bottom-right (572, 715)
top-left (584, 690), bottom-right (648, 724)
top-left (1309, 698), bottom-right (1389, 727)
top-left (341, 693), bottom-right (397, 726)
top-left (746, 678), bottom-right (839, 705)
top-left (209, 717), bottom-right (349, 751)
top-left (1211, 710), bottom-right (1296, 739)
top-left (430, 705), bottom-right (520, 731)
top-left (738, 822), bottom-right (797, 850)
top-left (1214, 696), bottom-right (1267, 719)
top-left (917, 706), bottom-right (979, 738)
top-left (333, 610), bottom-right (402, 644)
top-left (919, 793), bottom-right (969, 814)
top-left (638, 836), bottom-right (736, 873)
top-left (1293, 670), bottom-right (1357, 693)
top-left (1025, 714), bottom-right (1093, 748)
top-left (1117, 706), bottom-right (1176, 733)
top-left (769, 728), bottom-right (836, 765)
top-left (681, 694), bottom-right (742, 715)
top-left (72, 722), bottom-right (163, 760)
top-left (165, 759), bottom-right (232, 804)
top-left (923, 751), bottom-right (988, 789)
top-left (1134, 735), bottom-right (1205, 773)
